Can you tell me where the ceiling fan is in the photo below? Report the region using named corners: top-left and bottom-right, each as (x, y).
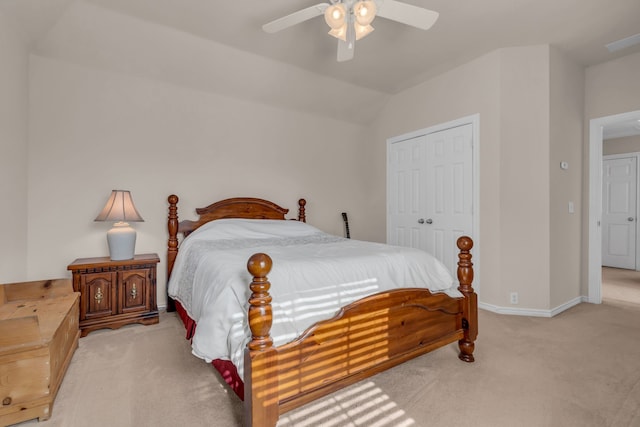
top-left (262, 0), bottom-right (439, 62)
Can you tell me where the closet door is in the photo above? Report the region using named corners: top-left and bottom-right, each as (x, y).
top-left (388, 134), bottom-right (426, 250)
top-left (388, 123), bottom-right (473, 275)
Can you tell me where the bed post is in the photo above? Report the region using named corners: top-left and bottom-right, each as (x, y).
top-left (456, 236), bottom-right (477, 362)
top-left (297, 198), bottom-right (306, 222)
top-left (166, 194), bottom-right (179, 312)
top-left (244, 253), bottom-right (279, 427)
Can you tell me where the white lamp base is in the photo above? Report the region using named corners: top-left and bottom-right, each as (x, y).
top-left (107, 222), bottom-right (136, 260)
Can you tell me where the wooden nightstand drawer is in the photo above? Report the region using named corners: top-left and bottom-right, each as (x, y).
top-left (68, 254), bottom-right (159, 337)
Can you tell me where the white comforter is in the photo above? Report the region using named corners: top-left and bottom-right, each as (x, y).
top-left (168, 219), bottom-right (460, 378)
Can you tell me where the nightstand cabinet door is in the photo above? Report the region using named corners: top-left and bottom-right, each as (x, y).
top-left (81, 271), bottom-right (117, 320)
top-left (120, 269), bottom-right (151, 313)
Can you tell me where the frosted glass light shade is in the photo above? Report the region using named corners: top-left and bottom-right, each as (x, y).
top-left (355, 23), bottom-right (374, 40)
top-left (329, 24), bottom-right (348, 41)
top-left (354, 1), bottom-right (376, 26)
top-left (324, 3), bottom-right (346, 29)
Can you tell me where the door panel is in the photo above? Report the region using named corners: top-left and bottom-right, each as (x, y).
top-left (424, 125), bottom-right (473, 273)
top-left (388, 135), bottom-right (426, 250)
top-left (602, 156), bottom-right (637, 269)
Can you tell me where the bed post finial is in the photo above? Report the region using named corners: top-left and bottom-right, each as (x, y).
top-left (298, 199), bottom-right (306, 222)
top-left (247, 253), bottom-right (274, 351)
top-left (456, 236), bottom-right (477, 362)
top-left (167, 194), bottom-right (179, 312)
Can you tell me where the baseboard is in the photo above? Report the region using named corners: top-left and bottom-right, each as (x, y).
top-left (479, 296), bottom-right (585, 318)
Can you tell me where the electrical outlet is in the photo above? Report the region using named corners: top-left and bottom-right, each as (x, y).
top-left (510, 292), bottom-right (518, 304)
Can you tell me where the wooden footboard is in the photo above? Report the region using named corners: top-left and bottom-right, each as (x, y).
top-left (244, 236), bottom-right (477, 427)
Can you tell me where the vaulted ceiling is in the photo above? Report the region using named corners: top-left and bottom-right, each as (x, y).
top-left (3, 0), bottom-right (640, 93)
top-left (2, 0), bottom-right (640, 127)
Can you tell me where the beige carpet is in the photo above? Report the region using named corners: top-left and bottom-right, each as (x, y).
top-left (602, 267), bottom-right (640, 306)
top-left (12, 300), bottom-right (640, 427)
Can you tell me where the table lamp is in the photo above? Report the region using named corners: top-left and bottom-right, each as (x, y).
top-left (95, 190), bottom-right (144, 260)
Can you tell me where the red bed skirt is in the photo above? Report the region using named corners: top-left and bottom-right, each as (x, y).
top-left (174, 300), bottom-right (245, 400)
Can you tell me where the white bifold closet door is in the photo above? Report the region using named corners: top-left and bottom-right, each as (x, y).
top-left (388, 123), bottom-right (473, 276)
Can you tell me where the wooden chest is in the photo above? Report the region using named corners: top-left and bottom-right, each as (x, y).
top-left (0, 279), bottom-right (80, 426)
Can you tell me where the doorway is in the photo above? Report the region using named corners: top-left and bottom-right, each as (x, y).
top-left (588, 109), bottom-right (640, 303)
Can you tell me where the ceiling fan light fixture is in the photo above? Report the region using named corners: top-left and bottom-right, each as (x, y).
top-left (324, 3), bottom-right (347, 30)
top-left (354, 1), bottom-right (377, 26)
top-left (329, 25), bottom-right (348, 41)
top-left (263, 0), bottom-right (439, 62)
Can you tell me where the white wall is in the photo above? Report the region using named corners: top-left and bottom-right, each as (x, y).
top-left (0, 11), bottom-right (29, 282)
top-left (499, 46), bottom-right (551, 310)
top-left (604, 135), bottom-right (640, 155)
top-left (372, 50), bottom-right (502, 304)
top-left (549, 47), bottom-right (584, 309)
top-left (585, 52), bottom-right (640, 120)
top-left (27, 56), bottom-right (374, 308)
top-left (374, 45), bottom-right (584, 313)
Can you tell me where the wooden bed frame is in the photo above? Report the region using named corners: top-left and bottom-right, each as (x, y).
top-left (166, 194), bottom-right (477, 427)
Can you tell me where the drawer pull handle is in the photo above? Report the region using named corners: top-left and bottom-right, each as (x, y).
top-left (95, 287), bottom-right (103, 304)
top-left (131, 284), bottom-right (138, 299)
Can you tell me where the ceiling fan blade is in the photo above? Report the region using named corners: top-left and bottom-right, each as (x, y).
top-left (337, 39), bottom-right (355, 62)
top-left (263, 3), bottom-right (330, 33)
top-left (337, 20), bottom-right (356, 62)
top-left (376, 0), bottom-right (439, 30)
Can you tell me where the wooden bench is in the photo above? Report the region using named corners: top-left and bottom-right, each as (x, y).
top-left (0, 279), bottom-right (80, 426)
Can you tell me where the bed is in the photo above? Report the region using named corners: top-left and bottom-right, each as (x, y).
top-left (166, 194), bottom-right (477, 427)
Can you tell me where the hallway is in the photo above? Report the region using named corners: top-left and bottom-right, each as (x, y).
top-left (602, 267), bottom-right (640, 306)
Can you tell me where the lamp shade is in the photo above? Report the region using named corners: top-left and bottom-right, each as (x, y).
top-left (95, 190), bottom-right (144, 222)
top-left (95, 190), bottom-right (143, 261)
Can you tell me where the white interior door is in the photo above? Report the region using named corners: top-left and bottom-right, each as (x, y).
top-left (388, 124), bottom-right (473, 275)
top-left (602, 156), bottom-right (637, 269)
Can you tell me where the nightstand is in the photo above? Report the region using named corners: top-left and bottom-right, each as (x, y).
top-left (67, 253), bottom-right (160, 337)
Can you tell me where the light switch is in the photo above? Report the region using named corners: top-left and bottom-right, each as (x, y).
top-left (568, 201), bottom-right (574, 214)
